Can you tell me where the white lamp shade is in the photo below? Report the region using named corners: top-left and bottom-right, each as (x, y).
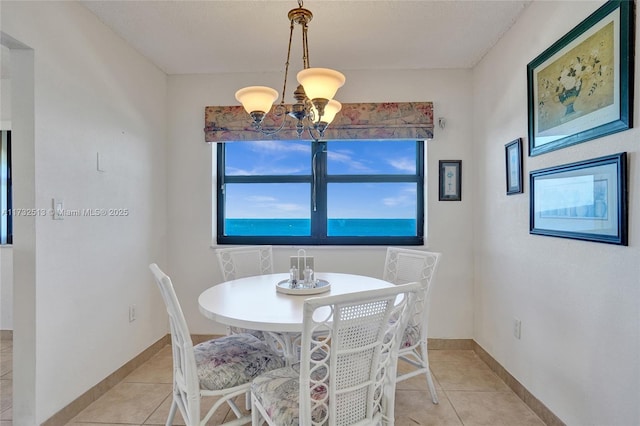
top-left (314, 99), bottom-right (342, 124)
top-left (235, 86), bottom-right (279, 114)
top-left (297, 68), bottom-right (345, 100)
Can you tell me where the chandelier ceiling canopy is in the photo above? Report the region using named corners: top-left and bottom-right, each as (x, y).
top-left (234, 0), bottom-right (345, 142)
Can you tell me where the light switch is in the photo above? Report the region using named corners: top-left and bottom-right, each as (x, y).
top-left (52, 198), bottom-right (64, 220)
top-left (97, 152), bottom-right (106, 172)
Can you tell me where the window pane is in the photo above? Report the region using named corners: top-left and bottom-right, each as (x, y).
top-left (224, 183), bottom-right (310, 236)
top-left (327, 140), bottom-right (416, 175)
top-left (327, 182), bottom-right (417, 236)
top-left (225, 141), bottom-right (311, 175)
top-left (0, 131), bottom-right (10, 245)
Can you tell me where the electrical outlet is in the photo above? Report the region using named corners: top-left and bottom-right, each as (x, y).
top-left (129, 305), bottom-right (137, 323)
top-left (513, 318), bottom-right (521, 339)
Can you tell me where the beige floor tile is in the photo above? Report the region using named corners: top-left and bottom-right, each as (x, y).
top-left (70, 423), bottom-right (141, 426)
top-left (144, 393), bottom-right (248, 425)
top-left (396, 360), bottom-right (442, 393)
top-left (0, 379), bottom-right (11, 412)
top-left (431, 358), bottom-right (509, 392)
top-left (395, 390), bottom-right (463, 426)
top-left (429, 350), bottom-right (480, 365)
top-left (447, 391), bottom-right (545, 426)
top-left (69, 382), bottom-right (171, 425)
top-left (124, 346), bottom-right (173, 384)
top-left (0, 406), bottom-right (12, 421)
top-left (0, 353), bottom-right (11, 377)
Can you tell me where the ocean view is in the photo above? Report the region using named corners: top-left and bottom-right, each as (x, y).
top-left (225, 218), bottom-right (416, 236)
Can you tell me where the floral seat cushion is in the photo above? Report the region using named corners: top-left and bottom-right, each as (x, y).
top-left (251, 364), bottom-right (328, 426)
top-left (228, 325), bottom-right (265, 340)
top-left (194, 333), bottom-right (285, 391)
top-left (401, 324), bottom-right (421, 348)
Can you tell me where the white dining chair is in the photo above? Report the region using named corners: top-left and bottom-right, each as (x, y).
top-left (215, 245), bottom-right (274, 281)
top-left (149, 263), bottom-right (285, 426)
top-left (383, 247), bottom-right (442, 404)
top-left (250, 281), bottom-right (422, 426)
top-left (215, 245), bottom-right (274, 339)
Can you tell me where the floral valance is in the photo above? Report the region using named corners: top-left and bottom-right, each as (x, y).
top-left (204, 102), bottom-right (434, 142)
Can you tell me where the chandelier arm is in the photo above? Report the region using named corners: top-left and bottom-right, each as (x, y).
top-left (306, 119), bottom-right (323, 142)
top-left (256, 116), bottom-right (289, 137)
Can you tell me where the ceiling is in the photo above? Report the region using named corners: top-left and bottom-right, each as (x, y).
top-left (79, 0), bottom-right (532, 76)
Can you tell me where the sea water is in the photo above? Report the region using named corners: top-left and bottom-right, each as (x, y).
top-left (225, 218), bottom-right (416, 236)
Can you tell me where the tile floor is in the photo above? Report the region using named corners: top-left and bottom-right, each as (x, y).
top-left (0, 337), bottom-right (546, 425)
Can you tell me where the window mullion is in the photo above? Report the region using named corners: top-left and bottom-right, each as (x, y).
top-left (311, 142), bottom-right (327, 241)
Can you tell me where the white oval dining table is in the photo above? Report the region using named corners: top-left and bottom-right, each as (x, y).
top-left (198, 272), bottom-right (394, 334)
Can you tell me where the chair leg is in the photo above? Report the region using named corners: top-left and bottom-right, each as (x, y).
top-left (251, 394), bottom-right (260, 425)
top-left (166, 398), bottom-right (178, 426)
top-left (426, 370), bottom-right (439, 404)
top-left (420, 340), bottom-right (439, 404)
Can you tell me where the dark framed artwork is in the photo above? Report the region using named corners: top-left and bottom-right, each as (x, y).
top-left (439, 160), bottom-right (461, 201)
top-left (505, 138), bottom-right (523, 195)
top-left (530, 152), bottom-right (627, 245)
top-left (527, 0), bottom-right (634, 156)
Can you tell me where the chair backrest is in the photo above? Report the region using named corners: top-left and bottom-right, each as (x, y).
top-left (149, 263), bottom-right (200, 425)
top-left (215, 245), bottom-right (273, 281)
top-left (298, 282), bottom-right (421, 425)
top-left (383, 248), bottom-right (441, 336)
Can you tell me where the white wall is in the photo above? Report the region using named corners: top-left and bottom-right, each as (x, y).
top-left (0, 247), bottom-right (12, 330)
top-left (0, 76), bottom-right (11, 331)
top-left (0, 77), bottom-right (10, 128)
top-left (2, 2), bottom-right (169, 423)
top-left (473, 1), bottom-right (640, 424)
top-left (167, 69), bottom-right (475, 338)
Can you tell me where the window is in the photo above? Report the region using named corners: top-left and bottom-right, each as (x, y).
top-left (0, 131), bottom-right (11, 244)
top-left (216, 140), bottom-right (424, 245)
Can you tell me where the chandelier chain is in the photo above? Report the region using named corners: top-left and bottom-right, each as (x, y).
top-left (301, 17), bottom-right (310, 69)
top-left (281, 18), bottom-right (296, 105)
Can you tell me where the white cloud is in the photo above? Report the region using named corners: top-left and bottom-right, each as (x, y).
top-left (327, 150), bottom-right (370, 171)
top-left (388, 157), bottom-right (414, 172)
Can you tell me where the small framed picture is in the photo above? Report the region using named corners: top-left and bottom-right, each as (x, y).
top-left (530, 152), bottom-right (627, 245)
top-left (439, 160), bottom-right (461, 201)
top-left (505, 138), bottom-right (523, 195)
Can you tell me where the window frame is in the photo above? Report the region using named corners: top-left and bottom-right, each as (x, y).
top-left (216, 140), bottom-right (424, 246)
top-left (0, 130), bottom-right (11, 245)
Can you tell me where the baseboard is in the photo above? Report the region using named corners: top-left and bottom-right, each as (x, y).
top-left (473, 342), bottom-right (565, 426)
top-left (42, 334), bottom-right (170, 426)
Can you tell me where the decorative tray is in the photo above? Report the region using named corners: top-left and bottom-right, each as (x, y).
top-left (276, 279), bottom-right (331, 295)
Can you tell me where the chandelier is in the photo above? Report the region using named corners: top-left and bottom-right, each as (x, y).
top-left (235, 0), bottom-right (346, 141)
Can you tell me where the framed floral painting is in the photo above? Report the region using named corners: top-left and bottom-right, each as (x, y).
top-left (439, 160), bottom-right (461, 201)
top-left (527, 1), bottom-right (634, 156)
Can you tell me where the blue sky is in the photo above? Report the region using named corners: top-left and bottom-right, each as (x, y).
top-left (225, 141), bottom-right (418, 219)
